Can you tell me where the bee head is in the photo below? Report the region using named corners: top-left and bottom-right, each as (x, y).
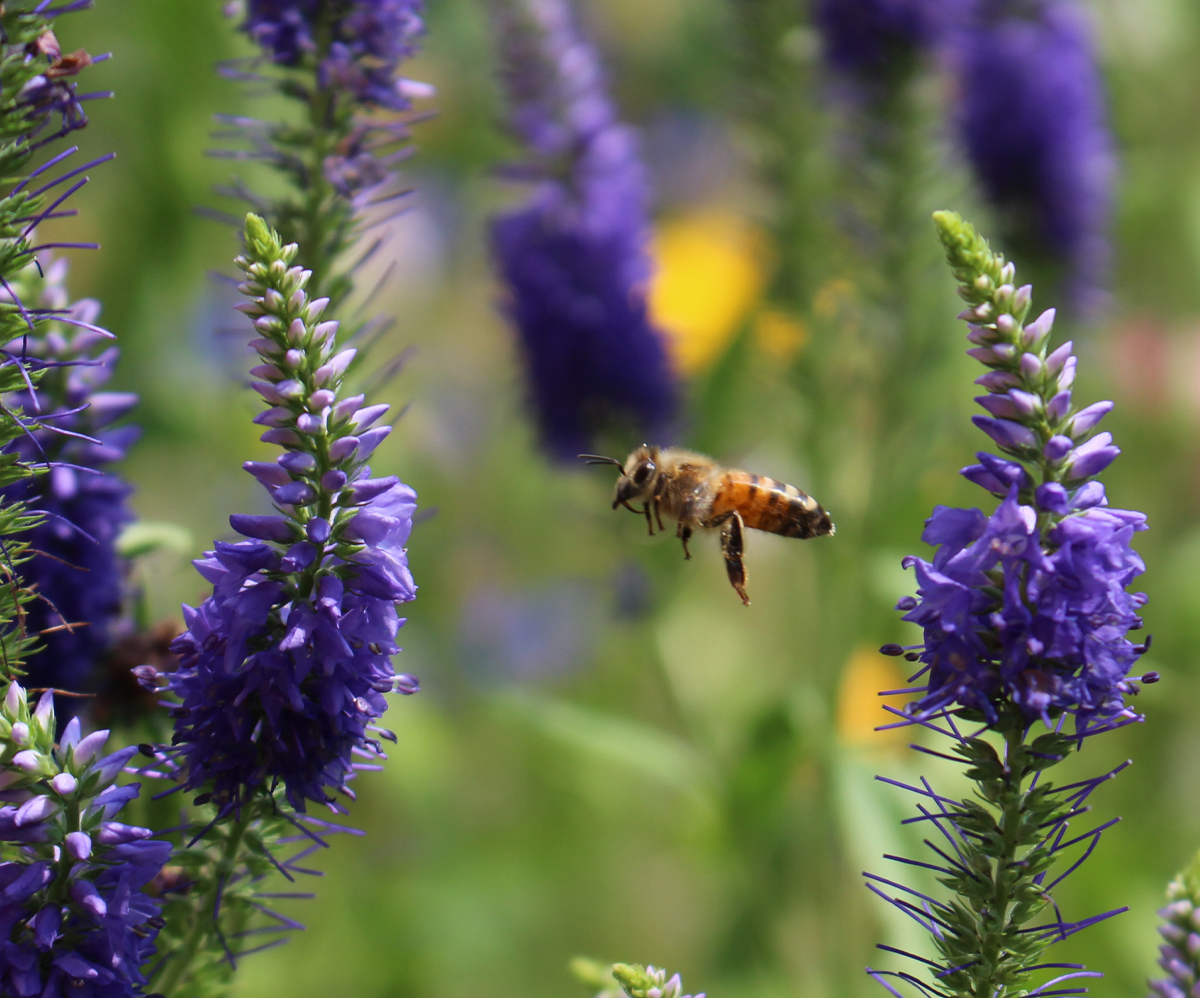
top-left (613, 445), bottom-right (659, 509)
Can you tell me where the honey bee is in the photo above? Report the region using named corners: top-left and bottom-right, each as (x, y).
top-left (581, 445), bottom-right (835, 605)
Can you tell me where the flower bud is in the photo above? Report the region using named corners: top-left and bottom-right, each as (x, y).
top-left (64, 831), bottom-right (91, 861)
top-left (10, 750), bottom-right (39, 773)
top-left (71, 730), bottom-right (110, 767)
top-left (304, 297), bottom-right (330, 322)
top-left (1045, 340), bottom-right (1074, 376)
top-left (1043, 435), bottom-right (1074, 463)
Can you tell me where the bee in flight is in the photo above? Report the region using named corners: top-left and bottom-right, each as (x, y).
top-left (581, 445), bottom-right (835, 605)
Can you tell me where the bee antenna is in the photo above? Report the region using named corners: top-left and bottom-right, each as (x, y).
top-left (578, 453), bottom-right (624, 469)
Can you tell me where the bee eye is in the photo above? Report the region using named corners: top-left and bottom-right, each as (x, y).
top-left (633, 462), bottom-right (655, 486)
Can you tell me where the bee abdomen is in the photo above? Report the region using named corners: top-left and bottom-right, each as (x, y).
top-left (713, 472), bottom-right (834, 539)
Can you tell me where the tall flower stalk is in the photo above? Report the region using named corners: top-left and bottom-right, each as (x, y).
top-left (955, 0), bottom-right (1113, 313)
top-left (139, 3), bottom-right (431, 991)
top-left (215, 0), bottom-right (428, 305)
top-left (488, 0), bottom-right (675, 460)
top-left (867, 211), bottom-right (1149, 998)
top-left (0, 255), bottom-right (137, 707)
top-left (140, 215), bottom-right (418, 996)
top-left (0, 0), bottom-right (126, 689)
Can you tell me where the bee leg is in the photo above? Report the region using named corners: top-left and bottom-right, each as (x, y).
top-left (643, 503), bottom-right (654, 536)
top-left (654, 498), bottom-right (665, 533)
top-left (680, 525), bottom-right (692, 560)
top-left (718, 512), bottom-right (750, 605)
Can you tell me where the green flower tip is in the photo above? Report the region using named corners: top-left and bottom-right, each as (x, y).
top-left (242, 212), bottom-right (298, 267)
top-left (569, 957), bottom-right (617, 991)
top-left (610, 965), bottom-right (651, 996)
top-left (932, 209), bottom-right (1013, 309)
top-left (1172, 848), bottom-right (1200, 901)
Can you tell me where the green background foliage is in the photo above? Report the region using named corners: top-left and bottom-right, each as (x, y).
top-left (38, 0), bottom-right (1200, 996)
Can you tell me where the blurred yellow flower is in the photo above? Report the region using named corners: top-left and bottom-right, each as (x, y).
top-left (754, 307), bottom-right (808, 363)
top-left (836, 646), bottom-right (909, 748)
top-left (649, 210), bottom-right (767, 376)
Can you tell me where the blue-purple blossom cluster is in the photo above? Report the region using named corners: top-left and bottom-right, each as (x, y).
top-left (0, 683), bottom-right (167, 998)
top-left (490, 0), bottom-right (675, 459)
top-left (900, 486), bottom-right (1145, 725)
top-left (958, 0), bottom-right (1113, 310)
top-left (888, 212), bottom-right (1148, 732)
top-left (243, 0), bottom-right (426, 110)
top-left (157, 215), bottom-right (417, 814)
top-left (815, 0), bottom-right (960, 76)
top-left (0, 257), bottom-right (137, 700)
top-left (1148, 858), bottom-right (1200, 998)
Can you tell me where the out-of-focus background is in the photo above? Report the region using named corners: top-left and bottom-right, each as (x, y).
top-left (39, 0), bottom-right (1200, 996)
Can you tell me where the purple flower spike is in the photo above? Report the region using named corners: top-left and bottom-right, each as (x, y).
top-left (489, 0), bottom-right (676, 459)
top-left (244, 0), bottom-right (426, 111)
top-left (1, 271), bottom-right (138, 714)
top-left (883, 212), bottom-right (1149, 998)
top-left (168, 217), bottom-right (420, 813)
top-left (815, 0), bottom-right (964, 77)
top-left (957, 2), bottom-right (1113, 312)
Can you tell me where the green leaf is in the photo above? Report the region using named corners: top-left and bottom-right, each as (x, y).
top-left (116, 521), bottom-right (195, 559)
top-left (494, 691), bottom-right (712, 798)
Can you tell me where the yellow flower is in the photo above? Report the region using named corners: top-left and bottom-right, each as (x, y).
top-left (754, 307), bottom-right (808, 363)
top-left (836, 646), bottom-right (909, 748)
top-left (649, 210), bottom-right (767, 376)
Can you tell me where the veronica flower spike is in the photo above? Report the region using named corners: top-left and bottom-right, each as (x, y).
top-left (489, 0), bottom-right (676, 459)
top-left (219, 0), bottom-right (429, 303)
top-left (865, 211), bottom-right (1150, 998)
top-left (0, 682), bottom-right (168, 998)
top-left (0, 255), bottom-right (137, 706)
top-left (957, 0), bottom-right (1114, 312)
top-left (156, 214), bottom-right (418, 817)
top-left (1146, 850), bottom-right (1200, 998)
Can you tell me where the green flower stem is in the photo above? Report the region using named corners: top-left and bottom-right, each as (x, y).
top-left (155, 812), bottom-right (253, 998)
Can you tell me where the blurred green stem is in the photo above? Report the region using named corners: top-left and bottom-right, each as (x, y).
top-left (155, 812), bottom-right (251, 998)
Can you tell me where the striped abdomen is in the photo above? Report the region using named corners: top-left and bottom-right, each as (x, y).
top-left (709, 471), bottom-right (834, 539)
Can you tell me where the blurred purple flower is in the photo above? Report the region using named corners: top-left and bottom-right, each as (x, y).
top-left (459, 581), bottom-right (600, 682)
top-left (243, 0), bottom-right (425, 110)
top-left (0, 264), bottom-right (136, 703)
top-left (957, 0), bottom-right (1114, 311)
top-left (816, 0), bottom-right (962, 76)
top-left (489, 0), bottom-right (675, 459)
